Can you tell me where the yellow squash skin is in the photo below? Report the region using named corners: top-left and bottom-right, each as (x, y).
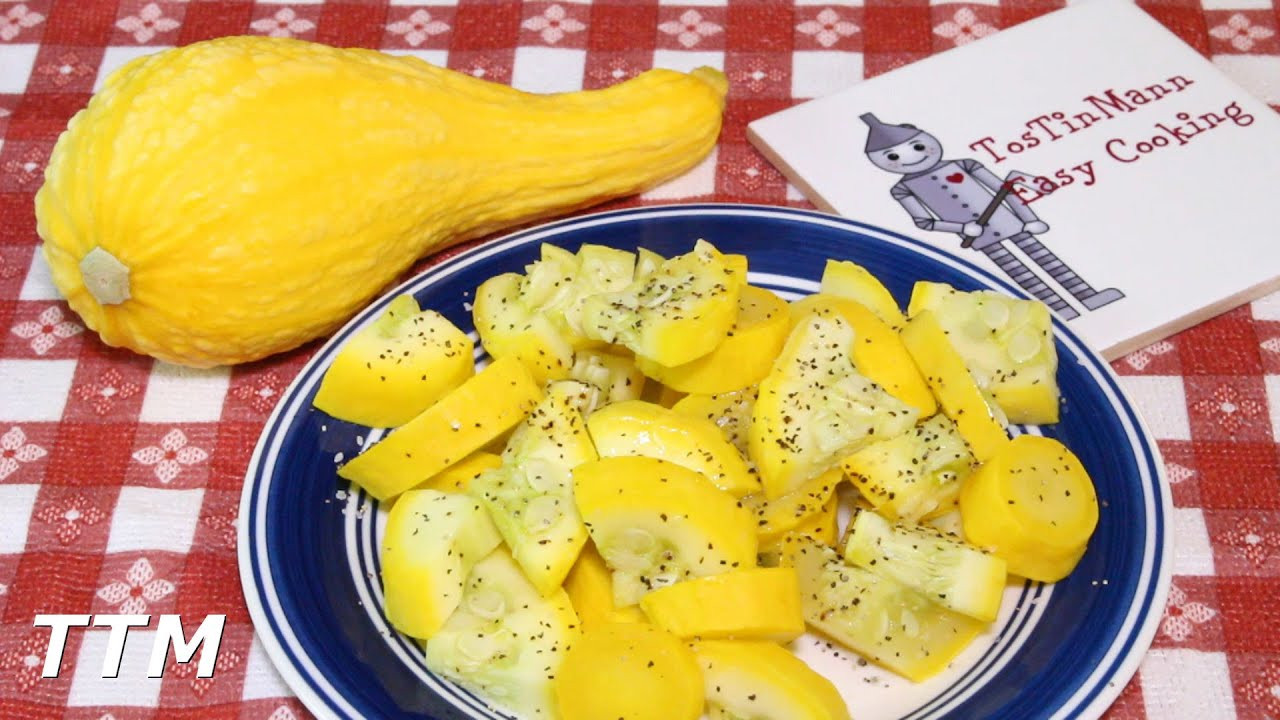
top-left (693, 640), bottom-right (851, 720)
top-left (35, 36), bottom-right (728, 367)
top-left (638, 567), bottom-right (806, 642)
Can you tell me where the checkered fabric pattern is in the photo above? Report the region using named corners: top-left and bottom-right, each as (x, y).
top-left (0, 0), bottom-right (1277, 718)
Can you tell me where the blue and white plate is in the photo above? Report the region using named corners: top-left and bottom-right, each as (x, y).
top-left (238, 204), bottom-right (1172, 720)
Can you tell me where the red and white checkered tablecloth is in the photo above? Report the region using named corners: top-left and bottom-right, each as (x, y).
top-left (1, 0), bottom-right (1278, 718)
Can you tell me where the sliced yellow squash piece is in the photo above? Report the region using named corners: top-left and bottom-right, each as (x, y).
top-left (381, 490), bottom-right (502, 639)
top-left (637, 285), bottom-right (789, 394)
top-left (844, 510), bottom-right (1007, 622)
top-left (337, 355), bottom-right (543, 500)
top-left (581, 240), bottom-right (744, 367)
top-left (909, 281), bottom-right (1059, 424)
top-left (789, 293), bottom-right (935, 416)
top-left (671, 386), bottom-right (756, 456)
top-left (747, 467), bottom-right (842, 549)
top-left (569, 348), bottom-right (646, 408)
top-left (472, 252), bottom-right (578, 383)
top-left (693, 640), bottom-right (851, 720)
top-left (563, 541), bottom-right (646, 630)
top-left (425, 547), bottom-right (579, 719)
top-left (841, 413), bottom-right (976, 523)
top-left (555, 622), bottom-right (704, 720)
top-left (553, 244), bottom-right (636, 348)
top-left (470, 381), bottom-right (596, 596)
top-left (413, 451), bottom-right (502, 493)
top-left (574, 456), bottom-right (757, 606)
top-left (752, 309), bottom-right (919, 499)
top-left (635, 247), bottom-right (665, 279)
top-left (780, 535), bottom-right (984, 683)
top-left (587, 400), bottom-right (759, 497)
top-left (314, 294), bottom-right (475, 427)
top-left (820, 258), bottom-right (907, 330)
top-left (899, 311), bottom-right (1009, 462)
top-left (757, 496), bottom-right (840, 568)
top-left (640, 566), bottom-right (805, 642)
top-left (960, 435), bottom-right (1099, 582)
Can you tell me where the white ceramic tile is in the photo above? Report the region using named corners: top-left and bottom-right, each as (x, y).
top-left (67, 630), bottom-right (162, 706)
top-left (138, 363), bottom-right (230, 424)
top-left (106, 487), bottom-right (204, 554)
top-left (1117, 375), bottom-right (1191, 441)
top-left (0, 359), bottom-right (77, 422)
top-left (511, 47), bottom-right (586, 94)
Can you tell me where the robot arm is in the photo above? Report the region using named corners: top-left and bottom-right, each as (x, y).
top-left (892, 185), bottom-right (967, 234)
top-left (964, 160), bottom-right (1040, 224)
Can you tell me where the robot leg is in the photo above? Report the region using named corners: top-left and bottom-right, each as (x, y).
top-left (1011, 236), bottom-right (1124, 311)
top-left (980, 243), bottom-right (1080, 319)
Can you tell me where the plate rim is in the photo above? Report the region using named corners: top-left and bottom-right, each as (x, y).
top-left (237, 202), bottom-right (1174, 720)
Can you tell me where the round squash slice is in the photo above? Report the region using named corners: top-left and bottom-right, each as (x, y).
top-left (960, 434), bottom-right (1099, 582)
top-left (313, 293), bottom-right (474, 428)
top-left (573, 456), bottom-right (757, 607)
top-left (693, 640), bottom-right (851, 720)
top-left (671, 387), bottom-right (756, 455)
top-left (381, 490), bottom-right (502, 639)
top-left (587, 400), bottom-right (760, 497)
top-left (563, 541), bottom-right (646, 630)
top-left (636, 285), bottom-right (790, 394)
top-left (555, 622), bottom-right (704, 720)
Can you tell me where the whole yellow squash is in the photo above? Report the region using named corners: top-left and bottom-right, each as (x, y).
top-left (35, 36), bottom-right (727, 367)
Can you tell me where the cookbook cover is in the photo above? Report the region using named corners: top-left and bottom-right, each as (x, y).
top-left (747, 0), bottom-right (1280, 360)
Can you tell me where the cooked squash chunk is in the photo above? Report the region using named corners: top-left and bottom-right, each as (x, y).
top-left (314, 294), bottom-right (474, 427)
top-left (909, 281), bottom-right (1059, 424)
top-left (752, 309), bottom-right (918, 499)
top-left (574, 456), bottom-right (757, 606)
top-left (580, 240), bottom-right (743, 367)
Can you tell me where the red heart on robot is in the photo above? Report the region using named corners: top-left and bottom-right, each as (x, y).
top-left (946, 173), bottom-right (964, 183)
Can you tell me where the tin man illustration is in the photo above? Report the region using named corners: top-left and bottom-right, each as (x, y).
top-left (860, 113), bottom-right (1122, 320)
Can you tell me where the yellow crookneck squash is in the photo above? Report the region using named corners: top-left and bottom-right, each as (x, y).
top-left (35, 36), bottom-right (728, 367)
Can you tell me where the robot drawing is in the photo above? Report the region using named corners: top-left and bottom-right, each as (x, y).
top-left (860, 113), bottom-right (1123, 320)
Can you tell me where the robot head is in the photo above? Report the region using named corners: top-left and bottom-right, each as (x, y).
top-left (860, 113), bottom-right (944, 174)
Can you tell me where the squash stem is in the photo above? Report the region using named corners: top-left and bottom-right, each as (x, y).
top-left (79, 246), bottom-right (131, 305)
